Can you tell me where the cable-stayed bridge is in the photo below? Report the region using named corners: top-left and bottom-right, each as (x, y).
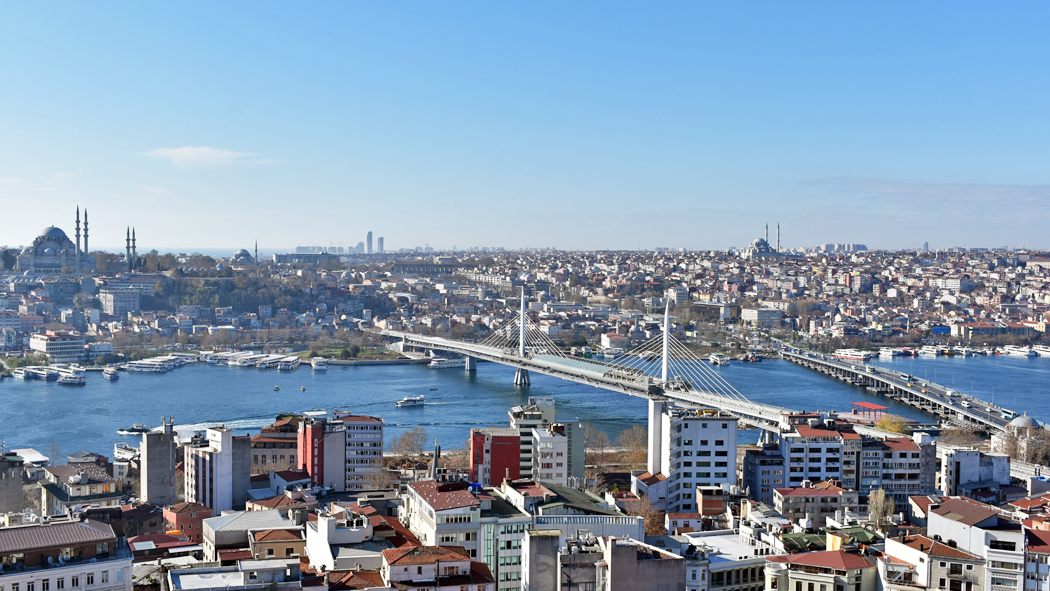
top-left (372, 292), bottom-right (794, 432)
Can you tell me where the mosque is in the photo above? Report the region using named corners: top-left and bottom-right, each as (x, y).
top-left (16, 208), bottom-right (96, 275)
top-left (740, 223), bottom-right (783, 260)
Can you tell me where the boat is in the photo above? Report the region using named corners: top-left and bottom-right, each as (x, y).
top-left (429, 358), bottom-right (466, 369)
top-left (878, 347), bottom-right (902, 357)
top-left (709, 353), bottom-right (730, 366)
top-left (1001, 345), bottom-right (1038, 357)
top-left (918, 346), bottom-right (941, 356)
top-left (118, 423), bottom-right (150, 435)
top-left (113, 442), bottom-right (139, 461)
top-left (832, 349), bottom-right (873, 361)
top-left (103, 368), bottom-right (119, 380)
top-left (40, 368), bottom-right (60, 381)
top-left (396, 395), bottom-right (425, 407)
top-left (278, 357), bottom-right (301, 371)
top-left (300, 386), bottom-right (306, 392)
top-left (741, 352), bottom-right (762, 363)
top-left (274, 386), bottom-right (281, 391)
top-left (311, 357), bottom-right (328, 371)
top-left (12, 368), bottom-right (27, 379)
top-left (57, 374), bottom-right (86, 386)
top-left (430, 387), bottom-right (439, 391)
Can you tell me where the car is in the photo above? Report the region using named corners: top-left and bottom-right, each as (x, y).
top-left (921, 389), bottom-right (928, 393)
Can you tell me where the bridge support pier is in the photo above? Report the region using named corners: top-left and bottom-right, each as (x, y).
top-left (647, 399), bottom-right (667, 475)
top-left (464, 356), bottom-right (476, 372)
top-left (514, 368), bottom-right (530, 386)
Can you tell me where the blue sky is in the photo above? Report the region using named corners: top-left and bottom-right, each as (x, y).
top-left (1, 3), bottom-right (1048, 253)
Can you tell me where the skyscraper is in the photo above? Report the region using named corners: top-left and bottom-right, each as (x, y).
top-left (378, 237), bottom-right (384, 253)
top-left (366, 231), bottom-right (373, 255)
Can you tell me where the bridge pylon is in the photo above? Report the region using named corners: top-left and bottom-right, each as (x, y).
top-left (514, 368), bottom-right (530, 386)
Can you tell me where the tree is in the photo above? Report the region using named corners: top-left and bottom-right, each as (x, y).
top-left (617, 425), bottom-right (648, 469)
top-left (393, 427), bottom-right (428, 459)
top-left (868, 488), bottom-right (896, 530)
top-left (585, 425), bottom-right (612, 474)
top-left (625, 497), bottom-right (667, 536)
top-left (362, 458), bottom-right (400, 490)
top-left (48, 440), bottom-right (62, 466)
top-left (875, 415), bottom-right (910, 434)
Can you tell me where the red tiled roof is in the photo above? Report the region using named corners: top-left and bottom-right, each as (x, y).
top-left (252, 529), bottom-right (303, 542)
top-left (166, 502), bottom-right (211, 516)
top-left (329, 570), bottom-right (386, 591)
top-left (635, 472), bottom-right (667, 486)
top-left (775, 487), bottom-right (845, 497)
top-left (273, 470), bottom-right (311, 482)
top-left (335, 415), bottom-right (382, 423)
top-left (407, 480), bottom-right (480, 512)
top-left (1027, 529), bottom-right (1050, 554)
top-left (767, 550), bottom-right (874, 570)
top-left (383, 545), bottom-right (470, 565)
top-left (898, 535), bottom-right (981, 560)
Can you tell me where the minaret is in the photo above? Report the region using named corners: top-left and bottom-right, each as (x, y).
top-left (132, 228), bottom-right (137, 271)
top-left (255, 241), bottom-right (258, 264)
top-left (83, 209), bottom-right (89, 253)
top-left (765, 223), bottom-right (768, 243)
top-left (777, 223), bottom-right (780, 253)
top-left (126, 227), bottom-right (132, 273)
top-left (75, 207), bottom-right (82, 274)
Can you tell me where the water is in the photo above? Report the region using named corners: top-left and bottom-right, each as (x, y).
top-left (1, 356), bottom-right (1045, 458)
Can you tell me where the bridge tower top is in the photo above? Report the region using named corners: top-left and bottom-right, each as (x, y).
top-left (519, 287), bottom-right (526, 357)
top-left (662, 300), bottom-right (670, 384)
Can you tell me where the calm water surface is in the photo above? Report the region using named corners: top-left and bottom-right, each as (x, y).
top-left (1, 355), bottom-right (1046, 457)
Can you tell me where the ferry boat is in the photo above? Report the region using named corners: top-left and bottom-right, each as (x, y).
top-left (832, 349), bottom-right (873, 361)
top-left (118, 423), bottom-right (150, 435)
top-left (103, 368), bottom-right (119, 380)
top-left (311, 357), bottom-right (328, 371)
top-left (1001, 345), bottom-right (1038, 357)
top-left (39, 368), bottom-right (60, 381)
top-left (602, 348), bottom-right (624, 360)
top-left (57, 367), bottom-right (86, 386)
top-left (278, 357), bottom-right (301, 371)
top-left (918, 346), bottom-right (942, 356)
top-left (113, 442), bottom-right (139, 461)
top-left (879, 347), bottom-right (904, 357)
top-left (741, 352), bottom-right (762, 363)
top-left (429, 358), bottom-right (466, 369)
top-left (12, 368), bottom-right (27, 379)
top-left (709, 353), bottom-right (730, 366)
top-left (1034, 345), bottom-right (1050, 357)
top-left (396, 395), bottom-right (425, 407)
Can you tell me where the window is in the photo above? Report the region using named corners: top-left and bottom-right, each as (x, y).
top-left (57, 580), bottom-right (64, 590)
top-left (100, 573), bottom-right (107, 585)
top-left (71, 578), bottom-right (79, 588)
top-left (86, 575), bottom-right (94, 587)
top-left (715, 440), bottom-right (724, 446)
top-left (42, 582), bottom-right (49, 591)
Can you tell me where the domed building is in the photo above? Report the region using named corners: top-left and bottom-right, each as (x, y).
top-left (16, 209), bottom-right (95, 275)
top-left (740, 223), bottom-right (783, 260)
top-left (231, 249), bottom-right (255, 264)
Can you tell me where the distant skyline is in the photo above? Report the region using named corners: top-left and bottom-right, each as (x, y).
top-left (2, 3), bottom-right (1049, 252)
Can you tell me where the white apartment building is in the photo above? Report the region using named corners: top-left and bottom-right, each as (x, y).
top-left (927, 497), bottom-right (1025, 591)
top-left (508, 398), bottom-right (556, 479)
top-left (532, 427), bottom-right (568, 486)
top-left (185, 427), bottom-right (250, 513)
top-left (98, 288), bottom-right (140, 316)
top-left (399, 480), bottom-right (531, 591)
top-left (333, 412), bottom-right (384, 490)
top-left (29, 331), bottom-right (85, 362)
top-left (661, 408), bottom-right (739, 514)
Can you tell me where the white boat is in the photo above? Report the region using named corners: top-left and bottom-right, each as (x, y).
top-left (918, 346), bottom-right (941, 356)
top-left (311, 357), bottom-right (328, 371)
top-left (709, 353), bottom-right (730, 366)
top-left (1002, 345), bottom-right (1038, 357)
top-left (832, 349), bottom-right (873, 361)
top-left (57, 374), bottom-right (86, 386)
top-left (429, 358), bottom-right (466, 369)
top-left (113, 442), bottom-right (139, 461)
top-left (278, 357), bottom-right (301, 371)
top-left (12, 368), bottom-right (27, 379)
top-left (878, 347), bottom-right (902, 357)
top-left (118, 423), bottom-right (150, 435)
top-left (1033, 345), bottom-right (1050, 356)
top-left (103, 368), bottom-right (119, 380)
top-left (396, 395), bottom-right (425, 407)
top-left (602, 348), bottom-right (624, 360)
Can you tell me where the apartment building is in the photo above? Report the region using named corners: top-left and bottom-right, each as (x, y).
top-left (98, 288), bottom-right (140, 316)
top-left (40, 465), bottom-right (123, 516)
top-left (398, 480), bottom-right (531, 591)
top-left (860, 433), bottom-right (937, 505)
top-left (661, 408), bottom-right (739, 514)
top-left (765, 550), bottom-right (877, 591)
top-left (879, 534), bottom-right (985, 591)
top-left (470, 428), bottom-right (521, 487)
top-left (927, 497), bottom-right (1025, 591)
top-left (508, 398), bottom-right (556, 479)
top-left (742, 447), bottom-right (786, 505)
top-left (333, 411), bottom-right (384, 490)
top-left (0, 516), bottom-right (133, 591)
top-left (184, 427), bottom-right (251, 513)
top-left (531, 427), bottom-right (568, 485)
top-left (773, 480), bottom-right (860, 529)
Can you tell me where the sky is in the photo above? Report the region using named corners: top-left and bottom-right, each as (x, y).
top-left (1, 3), bottom-right (1048, 254)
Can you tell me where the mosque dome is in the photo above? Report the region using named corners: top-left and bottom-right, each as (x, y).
top-left (1010, 415), bottom-right (1039, 430)
top-left (43, 247), bottom-right (55, 255)
top-left (235, 249), bottom-right (251, 257)
top-left (40, 226), bottom-right (68, 241)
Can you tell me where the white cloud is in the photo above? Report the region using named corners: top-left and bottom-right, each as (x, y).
top-left (145, 146), bottom-right (253, 167)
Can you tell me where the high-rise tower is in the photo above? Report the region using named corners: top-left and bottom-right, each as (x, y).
top-left (378, 237), bottom-right (384, 254)
top-left (367, 231), bottom-right (373, 255)
top-left (777, 223), bottom-right (780, 253)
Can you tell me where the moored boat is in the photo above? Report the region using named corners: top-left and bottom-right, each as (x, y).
top-left (429, 358), bottom-right (466, 369)
top-left (311, 357), bottom-right (328, 371)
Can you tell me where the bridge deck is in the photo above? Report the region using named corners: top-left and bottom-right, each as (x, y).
top-left (780, 351), bottom-right (1010, 431)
